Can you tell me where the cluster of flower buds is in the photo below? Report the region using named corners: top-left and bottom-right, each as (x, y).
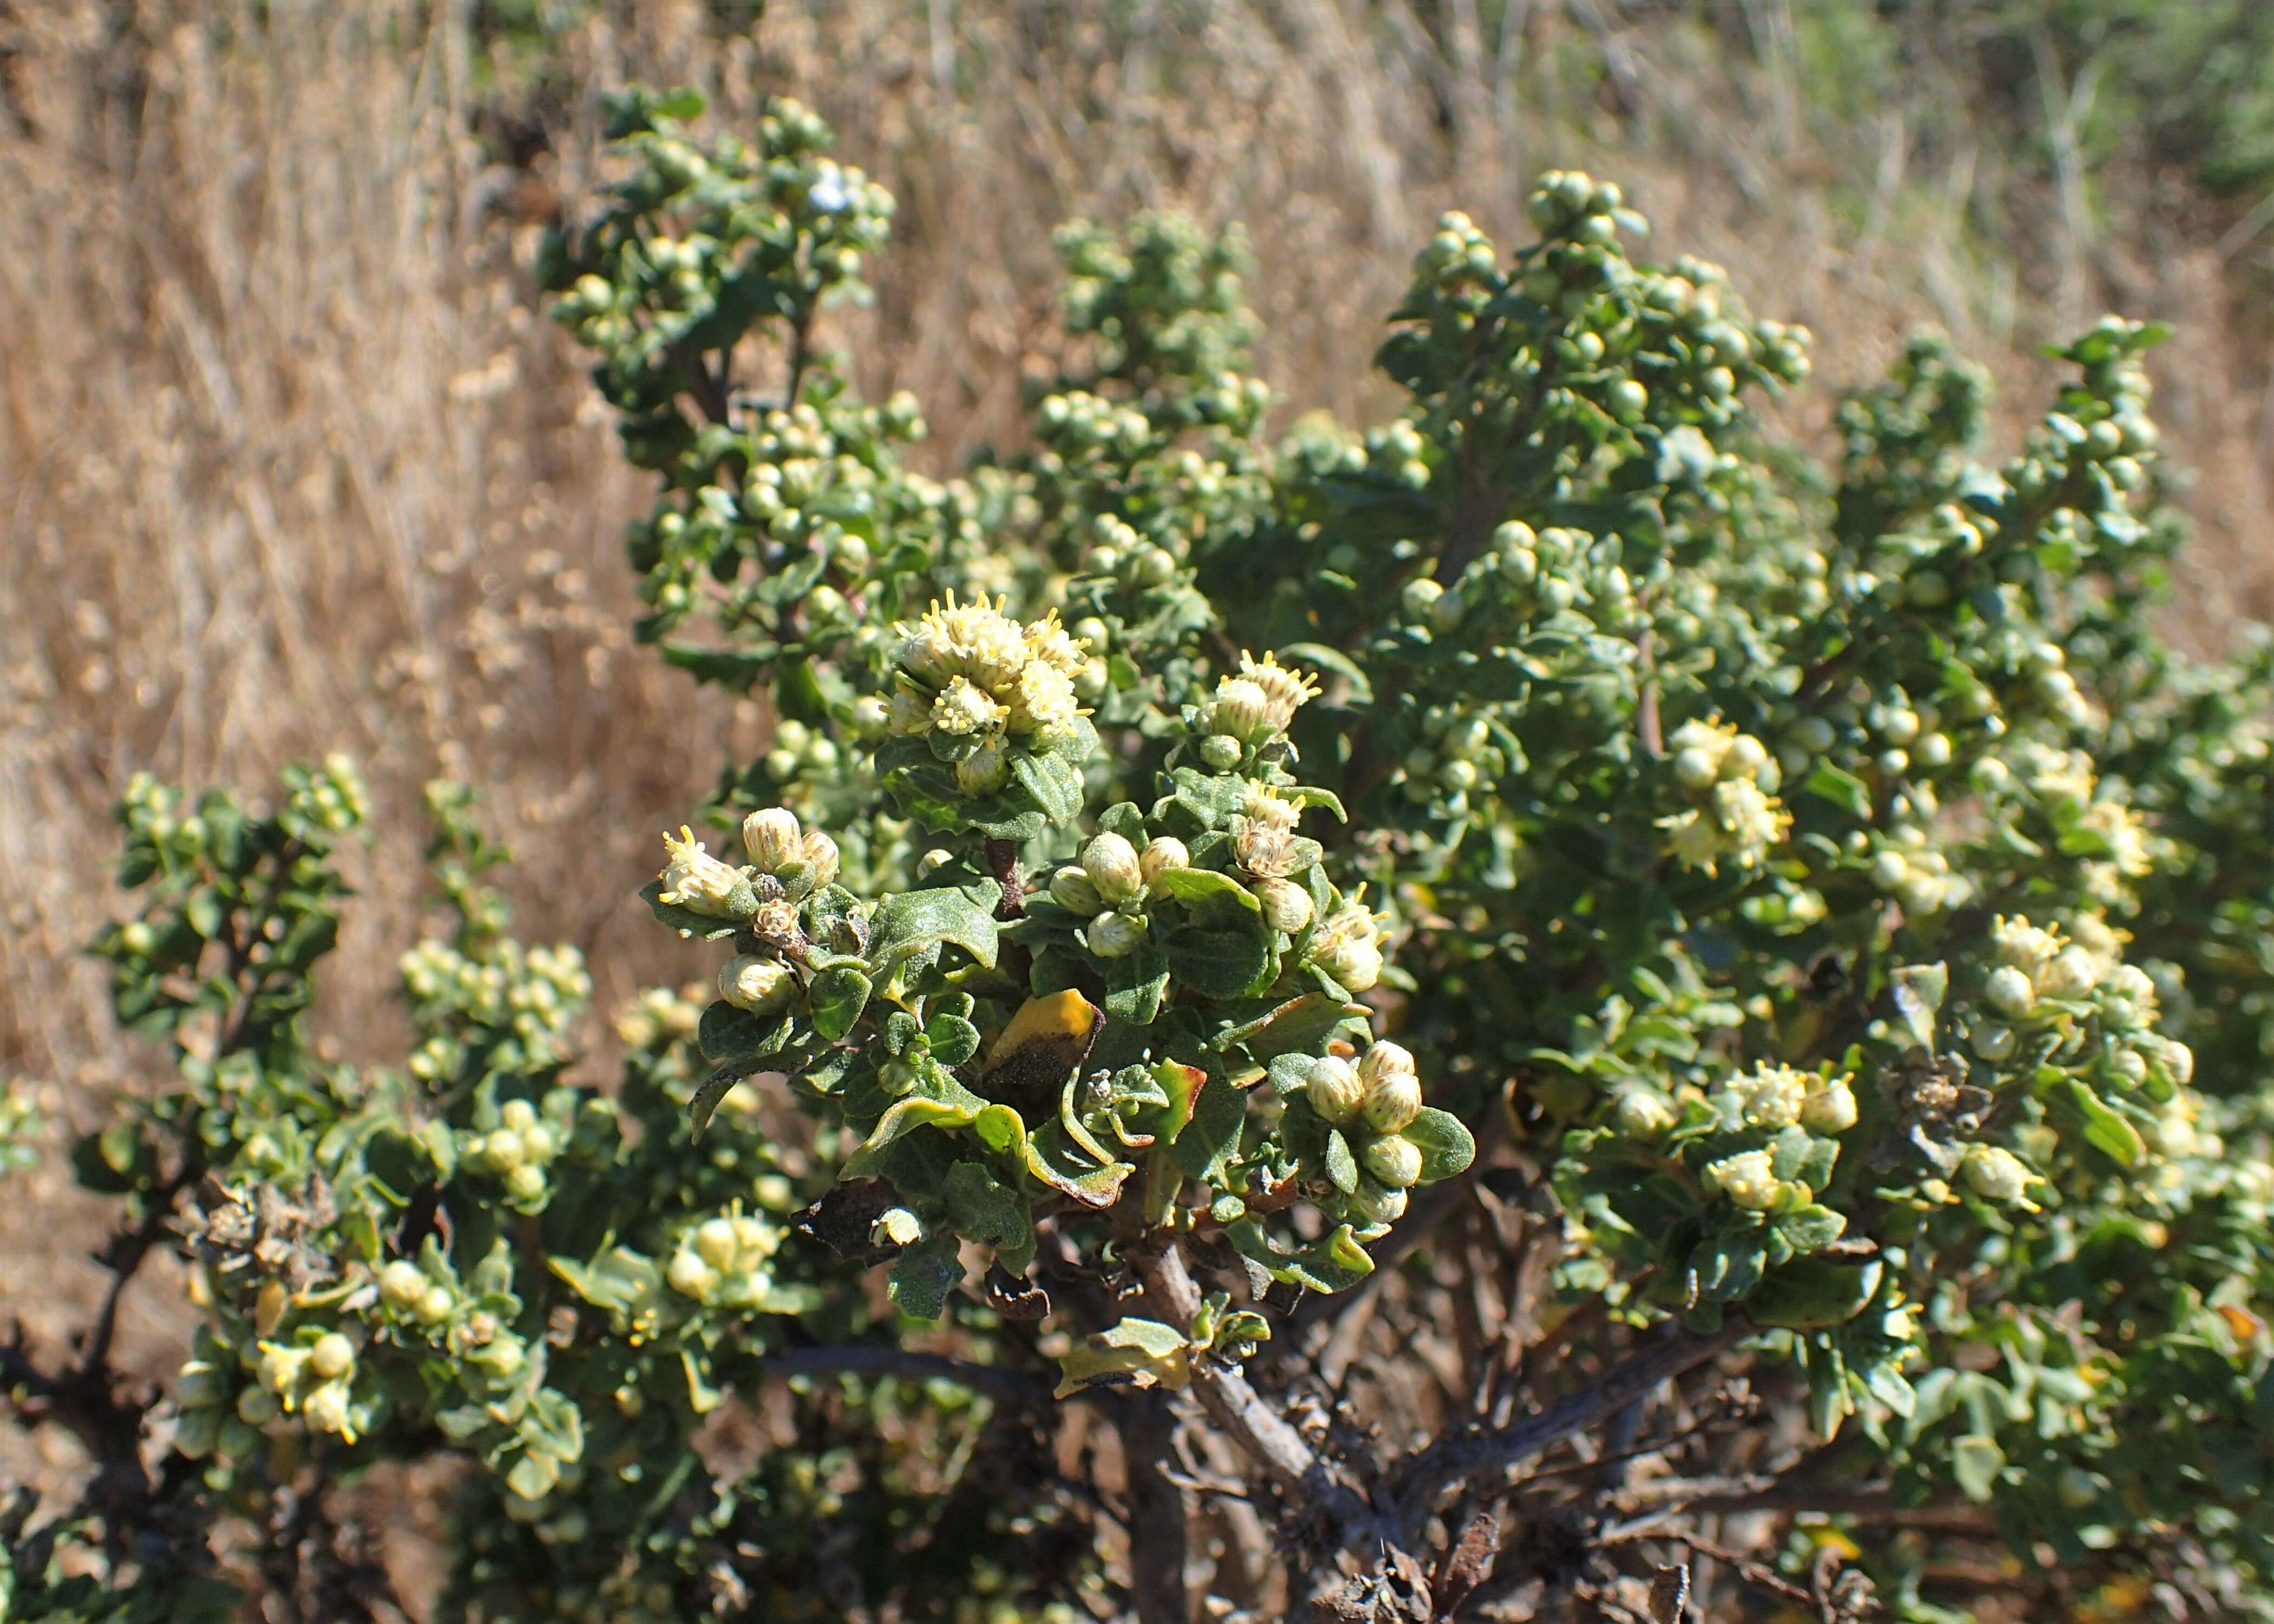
top-left (1194, 650), bottom-right (1320, 769)
top-left (1600, 1060), bottom-right (1856, 1221)
top-left (884, 594), bottom-right (1089, 792)
top-left (459, 1097), bottom-right (567, 1206)
top-left (400, 938), bottom-right (591, 1080)
top-left (252, 1325), bottom-right (368, 1443)
top-left (1968, 913), bottom-right (2193, 1090)
top-left (1306, 895), bottom-right (1387, 994)
top-left (1302, 1042), bottom-right (1428, 1226)
top-left (654, 804), bottom-right (842, 925)
top-left (1659, 717), bottom-right (1791, 875)
top-left (664, 1203), bottom-right (786, 1309)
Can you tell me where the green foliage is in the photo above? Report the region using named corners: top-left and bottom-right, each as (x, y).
top-left (11, 83), bottom-right (2274, 1624)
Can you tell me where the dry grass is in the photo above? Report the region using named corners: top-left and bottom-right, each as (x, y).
top-left (1, 0), bottom-right (2269, 1397)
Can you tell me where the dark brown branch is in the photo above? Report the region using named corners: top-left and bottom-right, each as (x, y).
top-left (1116, 1391), bottom-right (1191, 1624)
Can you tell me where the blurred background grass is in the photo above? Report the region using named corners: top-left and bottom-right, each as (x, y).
top-left (5, 0), bottom-right (2274, 1107)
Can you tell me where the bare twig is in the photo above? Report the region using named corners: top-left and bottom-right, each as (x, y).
top-left (1392, 1319), bottom-right (1749, 1534)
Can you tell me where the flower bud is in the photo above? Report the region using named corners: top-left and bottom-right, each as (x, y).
top-left (695, 1217), bottom-right (740, 1269)
top-left (667, 1249), bottom-right (720, 1299)
top-left (1362, 1132), bottom-right (1424, 1190)
top-left (1253, 877), bottom-right (1315, 933)
top-left (1088, 912), bottom-right (1147, 959)
top-left (379, 1260), bottom-right (427, 1310)
top-left (416, 1286), bottom-right (455, 1326)
top-left (1800, 1075), bottom-right (1858, 1134)
top-left (1358, 1040), bottom-right (1415, 1087)
top-left (719, 953), bottom-right (796, 1016)
top-left (1306, 1055), bottom-right (1365, 1125)
top-left (1206, 679), bottom-right (1276, 744)
top-left (1673, 747), bottom-right (1720, 791)
top-left (310, 1333), bottom-right (356, 1381)
top-left (801, 830), bottom-right (841, 890)
top-left (1960, 1144), bottom-right (2033, 1206)
top-left (501, 1099), bottom-right (537, 1133)
top-left (1614, 1090), bottom-right (1677, 1139)
top-left (1198, 734), bottom-right (1243, 770)
top-left (2038, 948), bottom-right (2100, 1001)
top-left (742, 808), bottom-right (804, 873)
top-left (1082, 832), bottom-right (1144, 902)
top-left (1985, 964), bottom-right (2036, 1017)
top-left (303, 1380), bottom-right (353, 1438)
top-left (1345, 1178), bottom-right (1409, 1226)
top-left (1049, 866), bottom-right (1103, 913)
top-left (1358, 1043), bottom-right (1421, 1133)
top-left (1139, 837), bottom-right (1191, 883)
top-left (505, 1165), bottom-right (546, 1202)
top-left (956, 740), bottom-right (1010, 797)
top-left (1324, 936), bottom-right (1383, 991)
top-left (236, 1387), bottom-right (280, 1426)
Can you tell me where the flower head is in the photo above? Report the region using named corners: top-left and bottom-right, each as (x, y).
top-left (1235, 650), bottom-right (1320, 732)
top-left (658, 827), bottom-right (744, 916)
top-left (1705, 1149), bottom-right (1781, 1211)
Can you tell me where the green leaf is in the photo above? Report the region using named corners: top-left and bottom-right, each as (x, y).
top-left (1889, 963), bottom-right (1947, 1049)
top-left (1012, 752), bottom-right (1083, 826)
top-left (888, 1231), bottom-right (966, 1321)
top-left (1166, 925), bottom-right (1274, 1000)
top-left (843, 1088), bottom-right (987, 1178)
top-left (1745, 1256), bottom-right (1882, 1329)
top-left (1229, 1217), bottom-right (1376, 1293)
top-left (1804, 762), bottom-right (1873, 820)
top-left (1276, 642), bottom-right (1371, 703)
top-left (869, 887), bottom-right (1000, 974)
top-left (1170, 1068), bottom-right (1247, 1183)
top-left (698, 1000), bottom-right (794, 1067)
top-left (1323, 1129), bottom-right (1359, 1194)
top-left (506, 1449), bottom-right (560, 1501)
top-left (923, 1010), bottom-right (982, 1066)
top-left (2065, 1079), bottom-right (2147, 1169)
top-left (1774, 1204), bottom-right (1848, 1254)
top-left (1401, 1109), bottom-right (1476, 1184)
top-left (1213, 993), bottom-right (1371, 1062)
top-left (808, 966), bottom-right (872, 1041)
top-left (1101, 945), bottom-right (1173, 1025)
top-left (1951, 1434), bottom-right (2005, 1503)
top-left (1151, 867), bottom-right (1262, 922)
top-left (943, 1161), bottom-right (1036, 1277)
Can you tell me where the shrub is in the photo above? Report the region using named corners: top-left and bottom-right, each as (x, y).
top-left (7, 83), bottom-right (2274, 1623)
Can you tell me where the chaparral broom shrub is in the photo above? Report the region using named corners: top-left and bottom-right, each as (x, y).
top-left (8, 83), bottom-right (2274, 1624)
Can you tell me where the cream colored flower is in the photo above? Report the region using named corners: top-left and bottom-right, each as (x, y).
top-left (1235, 650), bottom-right (1320, 731)
top-left (931, 676), bottom-right (1007, 736)
top-left (658, 827), bottom-right (744, 915)
top-left (1704, 1149), bottom-right (1780, 1211)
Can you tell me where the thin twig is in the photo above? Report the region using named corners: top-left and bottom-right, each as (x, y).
top-left (1392, 1319), bottom-right (1748, 1535)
